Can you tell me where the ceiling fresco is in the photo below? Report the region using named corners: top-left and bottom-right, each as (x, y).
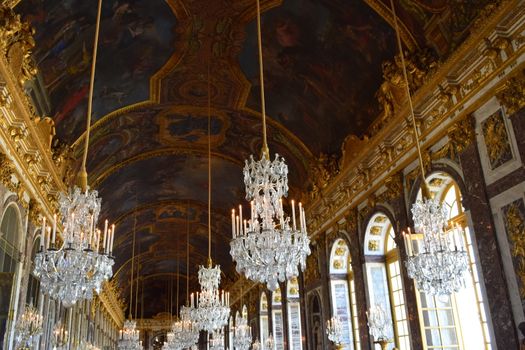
top-left (16, 0), bottom-right (491, 316)
top-left (16, 0), bottom-right (178, 142)
top-left (240, 0), bottom-right (397, 154)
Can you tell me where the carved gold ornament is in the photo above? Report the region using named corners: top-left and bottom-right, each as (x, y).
top-left (0, 5), bottom-right (37, 86)
top-left (497, 70), bottom-right (525, 116)
top-left (482, 109), bottom-right (513, 169)
top-left (503, 200), bottom-right (525, 298)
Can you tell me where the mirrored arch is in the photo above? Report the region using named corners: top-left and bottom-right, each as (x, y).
top-left (329, 238), bottom-right (360, 350)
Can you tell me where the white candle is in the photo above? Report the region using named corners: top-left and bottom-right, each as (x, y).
top-left (52, 214), bottom-right (57, 245)
top-left (250, 201), bottom-right (254, 222)
top-left (103, 220), bottom-right (108, 253)
top-left (239, 205), bottom-right (243, 234)
top-left (89, 214), bottom-right (94, 247)
top-left (110, 224), bottom-right (115, 253)
top-left (41, 217), bottom-right (46, 250)
top-left (291, 200), bottom-right (296, 231)
top-left (231, 209), bottom-right (236, 238)
top-left (298, 202), bottom-right (303, 230)
top-left (46, 227), bottom-right (51, 250)
top-left (244, 220), bottom-right (248, 235)
top-left (236, 215), bottom-right (240, 237)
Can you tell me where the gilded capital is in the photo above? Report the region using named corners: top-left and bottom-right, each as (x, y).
top-left (497, 70), bottom-right (525, 117)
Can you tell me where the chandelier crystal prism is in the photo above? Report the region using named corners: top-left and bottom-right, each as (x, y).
top-left (190, 264), bottom-right (230, 333)
top-left (229, 0), bottom-right (310, 292)
top-left (209, 328), bottom-right (225, 350)
top-left (386, 0), bottom-right (469, 296)
top-left (404, 199), bottom-right (468, 295)
top-left (33, 0), bottom-right (113, 307)
top-left (233, 309), bottom-right (252, 350)
top-left (326, 316), bottom-right (345, 347)
top-left (15, 303), bottom-right (43, 349)
top-left (117, 320), bottom-right (143, 350)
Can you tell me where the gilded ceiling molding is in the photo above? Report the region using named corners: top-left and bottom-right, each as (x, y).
top-left (363, 0), bottom-right (418, 51)
top-left (97, 280), bottom-right (126, 328)
top-left (113, 250), bottom-right (209, 281)
top-left (90, 147), bottom-right (242, 189)
top-left (0, 7), bottom-right (68, 222)
top-left (305, 0), bottom-right (523, 239)
top-left (111, 198), bottom-right (224, 226)
top-left (3, 0), bottom-right (20, 8)
top-left (71, 101), bottom-right (156, 149)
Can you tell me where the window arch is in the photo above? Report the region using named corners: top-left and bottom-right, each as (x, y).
top-left (0, 204), bottom-right (21, 346)
top-left (329, 238), bottom-right (360, 350)
top-left (364, 213), bottom-right (410, 350)
top-left (286, 277), bottom-right (302, 350)
top-left (412, 172), bottom-right (493, 350)
top-left (271, 288), bottom-right (285, 349)
top-left (260, 292), bottom-right (269, 345)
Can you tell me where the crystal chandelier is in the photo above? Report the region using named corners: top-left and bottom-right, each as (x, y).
top-left (118, 211), bottom-right (142, 350)
top-left (229, 0), bottom-right (310, 292)
top-left (117, 320), bottom-right (143, 350)
top-left (233, 309), bottom-right (252, 350)
top-left (51, 321), bottom-right (69, 350)
top-left (404, 203), bottom-right (468, 295)
top-left (190, 61), bottom-right (230, 333)
top-left (190, 264), bottom-right (230, 332)
top-left (366, 305), bottom-right (390, 342)
top-left (33, 0), bottom-right (113, 307)
top-left (209, 328), bottom-right (225, 350)
top-left (14, 303), bottom-right (43, 349)
top-left (386, 0), bottom-right (469, 296)
top-left (326, 316), bottom-right (344, 348)
top-left (176, 209), bottom-right (200, 348)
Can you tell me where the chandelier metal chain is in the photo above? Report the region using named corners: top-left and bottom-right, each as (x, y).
top-left (388, 0), bottom-right (469, 296)
top-left (33, 0), bottom-right (113, 307)
top-left (229, 0), bottom-right (311, 292)
top-left (190, 61), bottom-right (230, 333)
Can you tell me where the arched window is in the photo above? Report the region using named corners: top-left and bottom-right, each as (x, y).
top-left (286, 277), bottom-right (302, 350)
top-left (413, 173), bottom-right (493, 350)
top-left (364, 213), bottom-right (410, 350)
top-left (260, 293), bottom-right (269, 345)
top-left (0, 204), bottom-right (21, 345)
top-left (329, 238), bottom-right (360, 350)
top-left (26, 235), bottom-right (41, 305)
top-left (271, 288), bottom-right (284, 349)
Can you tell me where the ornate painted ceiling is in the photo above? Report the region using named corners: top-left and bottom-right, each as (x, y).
top-left (16, 0), bottom-right (488, 317)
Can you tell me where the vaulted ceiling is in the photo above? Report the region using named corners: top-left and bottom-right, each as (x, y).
top-left (17, 0), bottom-right (481, 317)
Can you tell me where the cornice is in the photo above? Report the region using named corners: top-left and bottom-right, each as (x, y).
top-left (305, 0), bottom-right (525, 238)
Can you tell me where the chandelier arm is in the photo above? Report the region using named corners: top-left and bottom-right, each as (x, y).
top-left (79, 0), bottom-right (103, 191)
top-left (256, 0), bottom-right (269, 158)
top-left (389, 0), bottom-right (430, 197)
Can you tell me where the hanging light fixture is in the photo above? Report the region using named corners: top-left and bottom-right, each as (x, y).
top-left (232, 292), bottom-right (252, 350)
top-left (326, 316), bottom-right (344, 350)
top-left (14, 303), bottom-right (43, 349)
top-left (229, 0), bottom-right (310, 292)
top-left (385, 0), bottom-right (469, 296)
top-left (172, 204), bottom-right (200, 348)
top-left (51, 320), bottom-right (69, 350)
top-left (366, 305), bottom-right (392, 350)
top-left (33, 0), bottom-right (114, 307)
top-left (209, 328), bottom-right (225, 350)
top-left (118, 207), bottom-right (143, 350)
top-left (190, 62), bottom-right (230, 333)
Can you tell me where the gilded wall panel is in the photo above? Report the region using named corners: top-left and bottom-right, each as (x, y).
top-left (502, 198), bottom-right (525, 298)
top-left (481, 109), bottom-right (513, 169)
